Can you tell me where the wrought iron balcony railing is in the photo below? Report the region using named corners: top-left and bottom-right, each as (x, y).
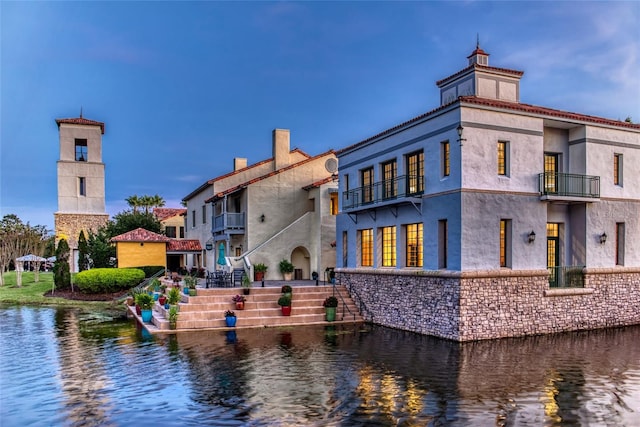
top-left (342, 175), bottom-right (424, 210)
top-left (548, 265), bottom-right (585, 288)
top-left (538, 172), bottom-right (600, 199)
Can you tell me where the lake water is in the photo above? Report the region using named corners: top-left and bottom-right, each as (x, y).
top-left (1, 305), bottom-right (639, 426)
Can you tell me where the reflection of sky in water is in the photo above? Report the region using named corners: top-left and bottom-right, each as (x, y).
top-left (1, 307), bottom-right (639, 426)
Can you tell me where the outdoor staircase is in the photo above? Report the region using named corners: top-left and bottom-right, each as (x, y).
top-left (136, 284), bottom-right (364, 333)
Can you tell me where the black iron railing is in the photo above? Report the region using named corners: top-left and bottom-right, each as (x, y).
top-left (342, 175), bottom-right (424, 210)
top-left (548, 266), bottom-right (585, 288)
top-left (539, 173), bottom-right (599, 198)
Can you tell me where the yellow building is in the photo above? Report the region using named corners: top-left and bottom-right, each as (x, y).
top-left (110, 228), bottom-right (170, 269)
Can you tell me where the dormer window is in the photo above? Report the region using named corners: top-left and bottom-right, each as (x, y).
top-left (75, 139), bottom-right (87, 161)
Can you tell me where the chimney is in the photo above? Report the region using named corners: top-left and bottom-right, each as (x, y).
top-left (272, 129), bottom-right (291, 170)
top-left (234, 158), bottom-right (247, 171)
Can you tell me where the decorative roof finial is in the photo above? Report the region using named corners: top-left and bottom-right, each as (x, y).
top-left (476, 33), bottom-right (480, 49)
top-left (80, 106), bottom-right (83, 118)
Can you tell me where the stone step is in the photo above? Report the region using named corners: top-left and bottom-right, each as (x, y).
top-left (142, 285), bottom-right (363, 332)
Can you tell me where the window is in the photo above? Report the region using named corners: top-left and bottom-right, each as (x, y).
top-left (497, 141), bottom-right (509, 176)
top-left (78, 177), bottom-right (86, 196)
top-left (441, 141), bottom-right (450, 177)
top-left (179, 226), bottom-right (184, 238)
top-left (406, 223), bottom-right (423, 267)
top-left (616, 222), bottom-right (625, 266)
top-left (75, 139), bottom-right (87, 162)
top-left (406, 151), bottom-right (424, 195)
top-left (360, 229), bottom-right (373, 267)
top-left (191, 210), bottom-right (196, 227)
top-left (438, 220), bottom-right (448, 269)
top-left (614, 154), bottom-right (623, 186)
top-left (361, 167), bottom-right (374, 204)
top-left (544, 153), bottom-right (559, 193)
top-left (330, 193), bottom-right (338, 215)
top-left (202, 205), bottom-right (207, 224)
top-left (381, 160), bottom-right (397, 199)
top-left (500, 219), bottom-right (512, 267)
top-left (166, 226), bottom-right (176, 238)
top-left (381, 226), bottom-right (396, 267)
top-left (342, 231), bottom-right (348, 267)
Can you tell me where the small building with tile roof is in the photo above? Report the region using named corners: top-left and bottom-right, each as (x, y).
top-left (335, 44), bottom-right (640, 341)
top-left (154, 208), bottom-right (186, 241)
top-left (182, 129), bottom-right (338, 281)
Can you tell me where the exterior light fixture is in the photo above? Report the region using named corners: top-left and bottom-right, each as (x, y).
top-left (205, 243), bottom-right (213, 251)
top-left (457, 124), bottom-right (467, 146)
top-left (600, 232), bottom-right (607, 244)
top-left (260, 214), bottom-right (265, 222)
top-left (528, 231), bottom-right (536, 243)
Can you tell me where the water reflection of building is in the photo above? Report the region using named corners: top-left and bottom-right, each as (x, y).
top-left (335, 43), bottom-right (640, 341)
top-left (53, 309), bottom-right (112, 425)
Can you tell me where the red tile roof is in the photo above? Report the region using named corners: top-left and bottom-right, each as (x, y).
top-left (303, 175), bottom-right (337, 190)
top-left (182, 148), bottom-right (313, 201)
top-left (109, 228), bottom-right (170, 243)
top-left (153, 208), bottom-right (186, 221)
top-left (337, 96), bottom-right (640, 155)
top-left (167, 239), bottom-right (202, 252)
top-left (204, 150), bottom-right (337, 203)
top-left (55, 117), bottom-right (105, 134)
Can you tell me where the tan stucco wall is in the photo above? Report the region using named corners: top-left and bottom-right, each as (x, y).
top-left (116, 242), bottom-right (166, 268)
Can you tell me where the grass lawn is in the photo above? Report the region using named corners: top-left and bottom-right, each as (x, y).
top-left (0, 271), bottom-right (119, 311)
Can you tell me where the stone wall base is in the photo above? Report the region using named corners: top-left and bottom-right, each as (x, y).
top-left (338, 268), bottom-right (640, 341)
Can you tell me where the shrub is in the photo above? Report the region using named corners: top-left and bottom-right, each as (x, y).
top-left (279, 259), bottom-right (294, 273)
top-left (75, 268), bottom-right (145, 294)
top-left (323, 296), bottom-right (338, 308)
top-left (277, 295), bottom-right (291, 306)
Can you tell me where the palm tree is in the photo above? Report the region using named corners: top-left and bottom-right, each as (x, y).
top-left (125, 195), bottom-right (142, 213)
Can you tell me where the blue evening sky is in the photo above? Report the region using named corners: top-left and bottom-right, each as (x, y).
top-left (1, 1), bottom-right (639, 231)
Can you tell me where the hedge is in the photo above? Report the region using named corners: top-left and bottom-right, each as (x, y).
top-left (74, 268), bottom-right (146, 294)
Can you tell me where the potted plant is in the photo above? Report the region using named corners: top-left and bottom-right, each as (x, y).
top-left (168, 305), bottom-right (179, 330)
top-left (323, 296), bottom-right (338, 322)
top-left (277, 295), bottom-right (292, 316)
top-left (136, 293), bottom-right (155, 323)
top-left (279, 259), bottom-right (294, 281)
top-left (129, 288), bottom-right (143, 311)
top-left (158, 294), bottom-right (167, 306)
top-left (232, 294), bottom-right (246, 310)
top-left (254, 263), bottom-right (268, 281)
top-left (241, 274), bottom-right (251, 295)
top-left (281, 285), bottom-right (292, 298)
top-left (184, 275), bottom-right (198, 296)
top-left (167, 286), bottom-right (181, 308)
top-left (224, 310), bottom-right (237, 327)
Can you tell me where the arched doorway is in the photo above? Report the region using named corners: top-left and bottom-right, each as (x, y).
top-left (291, 246), bottom-right (310, 280)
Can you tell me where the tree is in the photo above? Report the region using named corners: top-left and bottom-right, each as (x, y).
top-left (139, 194), bottom-right (165, 214)
top-left (125, 195), bottom-right (142, 213)
top-left (53, 238), bottom-right (71, 291)
top-left (0, 214), bottom-right (50, 287)
top-left (105, 210), bottom-right (162, 237)
top-left (87, 228), bottom-right (116, 268)
top-left (77, 230), bottom-right (90, 272)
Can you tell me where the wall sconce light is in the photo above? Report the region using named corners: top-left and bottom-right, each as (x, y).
top-left (528, 230), bottom-right (536, 243)
top-left (600, 232), bottom-right (607, 244)
top-left (260, 214), bottom-right (265, 222)
top-left (205, 243), bottom-right (213, 251)
top-left (457, 124), bottom-right (467, 146)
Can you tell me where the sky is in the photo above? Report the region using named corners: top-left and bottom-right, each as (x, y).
top-left (1, 1), bottom-right (639, 232)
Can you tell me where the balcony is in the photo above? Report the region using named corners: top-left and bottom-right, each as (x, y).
top-left (212, 212), bottom-right (245, 235)
top-left (538, 172), bottom-right (600, 202)
top-left (342, 175), bottom-right (423, 211)
top-left (548, 266), bottom-right (585, 288)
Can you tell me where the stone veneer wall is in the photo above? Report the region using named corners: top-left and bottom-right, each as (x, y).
top-left (54, 213), bottom-right (109, 250)
top-left (338, 267), bottom-right (640, 341)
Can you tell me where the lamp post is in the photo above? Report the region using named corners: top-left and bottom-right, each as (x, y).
top-left (457, 124), bottom-right (467, 146)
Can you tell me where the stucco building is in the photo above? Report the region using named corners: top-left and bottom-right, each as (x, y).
top-left (54, 115), bottom-right (109, 271)
top-left (182, 129), bottom-right (338, 281)
top-left (335, 45), bottom-right (640, 341)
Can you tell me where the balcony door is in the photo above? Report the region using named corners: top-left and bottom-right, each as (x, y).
top-left (547, 223), bottom-right (560, 286)
top-left (544, 153), bottom-right (559, 194)
top-left (361, 167), bottom-right (374, 204)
